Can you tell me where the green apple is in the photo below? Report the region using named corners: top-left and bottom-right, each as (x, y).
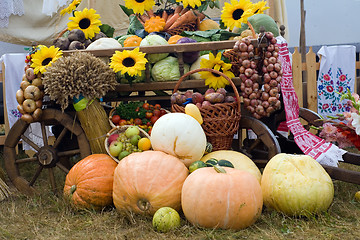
top-left (119, 150), bottom-right (130, 160)
top-left (130, 134), bottom-right (141, 146)
top-left (125, 126), bottom-right (140, 138)
top-left (109, 141), bottom-right (123, 157)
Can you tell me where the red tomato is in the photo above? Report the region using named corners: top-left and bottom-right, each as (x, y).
top-left (111, 115), bottom-right (121, 125)
top-left (160, 109), bottom-right (167, 116)
top-left (148, 128), bottom-right (152, 135)
top-left (134, 118), bottom-right (142, 125)
top-left (142, 102), bottom-right (150, 110)
top-left (150, 116), bottom-right (159, 124)
top-left (146, 121), bottom-right (152, 126)
top-left (119, 119), bottom-right (127, 126)
top-left (154, 104), bottom-right (161, 110)
top-left (153, 109), bottom-right (161, 117)
top-left (145, 111), bottom-right (153, 119)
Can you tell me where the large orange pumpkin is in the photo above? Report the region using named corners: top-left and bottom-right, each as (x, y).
top-left (113, 150), bottom-right (188, 215)
top-left (63, 154), bottom-right (117, 210)
top-left (181, 166), bottom-right (263, 230)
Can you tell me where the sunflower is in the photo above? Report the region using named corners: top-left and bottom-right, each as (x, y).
top-left (109, 48), bottom-right (148, 77)
top-left (124, 0), bottom-right (155, 15)
top-left (221, 0), bottom-right (254, 30)
top-left (67, 8), bottom-right (101, 39)
top-left (176, 0), bottom-right (202, 9)
top-left (200, 52), bottom-right (234, 90)
top-left (250, 0), bottom-right (270, 15)
top-left (60, 0), bottom-right (82, 15)
top-left (30, 45), bottom-right (63, 74)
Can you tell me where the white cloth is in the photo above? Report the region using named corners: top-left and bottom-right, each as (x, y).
top-left (0, 53), bottom-right (53, 151)
top-left (42, 0), bottom-right (69, 16)
top-left (0, 0), bottom-right (24, 28)
top-left (317, 45), bottom-right (356, 117)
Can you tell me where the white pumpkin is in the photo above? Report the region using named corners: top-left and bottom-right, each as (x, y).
top-left (261, 153), bottom-right (334, 217)
top-left (86, 37), bottom-right (122, 50)
top-left (189, 54), bottom-right (209, 80)
top-left (150, 113), bottom-right (207, 167)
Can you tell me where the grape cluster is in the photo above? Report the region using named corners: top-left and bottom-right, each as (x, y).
top-left (235, 32), bottom-right (282, 119)
top-left (117, 132), bottom-right (143, 153)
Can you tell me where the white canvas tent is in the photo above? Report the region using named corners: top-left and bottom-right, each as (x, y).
top-left (0, 0), bottom-right (288, 46)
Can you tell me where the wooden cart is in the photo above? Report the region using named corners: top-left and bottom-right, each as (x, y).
top-left (4, 39), bottom-right (359, 195)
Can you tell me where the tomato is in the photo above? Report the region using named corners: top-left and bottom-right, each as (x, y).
top-left (160, 109), bottom-right (167, 116)
top-left (153, 109), bottom-right (161, 117)
top-left (134, 118), bottom-right (143, 125)
top-left (154, 104), bottom-right (161, 110)
top-left (146, 121), bottom-right (152, 126)
top-left (145, 111), bottom-right (153, 119)
top-left (150, 116), bottom-right (159, 124)
top-left (112, 115), bottom-right (121, 125)
top-left (142, 102), bottom-right (150, 110)
top-left (148, 128), bottom-right (152, 135)
top-left (119, 119), bottom-right (127, 126)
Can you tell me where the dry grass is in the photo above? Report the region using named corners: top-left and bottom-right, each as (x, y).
top-left (0, 150), bottom-right (359, 240)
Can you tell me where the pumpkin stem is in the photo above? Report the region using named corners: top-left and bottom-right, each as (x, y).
top-left (214, 165), bottom-right (226, 173)
top-left (137, 198), bottom-right (151, 212)
top-left (70, 185), bottom-right (77, 194)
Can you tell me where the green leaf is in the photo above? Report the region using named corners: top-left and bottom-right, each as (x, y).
top-left (198, 1), bottom-right (209, 12)
top-left (127, 15), bottom-right (144, 35)
top-left (214, 0), bottom-right (220, 8)
top-left (99, 24), bottom-right (115, 38)
top-left (119, 4), bottom-right (134, 17)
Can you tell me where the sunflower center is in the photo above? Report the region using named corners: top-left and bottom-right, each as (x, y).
top-left (254, 9), bottom-right (259, 14)
top-left (135, 0), bottom-right (145, 3)
top-left (79, 18), bottom-right (91, 29)
top-left (232, 9), bottom-right (244, 20)
top-left (123, 57), bottom-right (135, 67)
top-left (42, 58), bottom-right (52, 66)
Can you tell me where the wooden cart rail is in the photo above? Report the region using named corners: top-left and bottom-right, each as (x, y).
top-left (292, 47), bottom-right (360, 112)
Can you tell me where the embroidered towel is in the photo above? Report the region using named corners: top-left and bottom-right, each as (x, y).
top-left (276, 36), bottom-right (346, 167)
top-left (317, 45), bottom-right (356, 117)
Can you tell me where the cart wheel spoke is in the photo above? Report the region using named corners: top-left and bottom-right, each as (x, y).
top-left (29, 165), bottom-right (44, 186)
top-left (15, 156), bottom-right (38, 164)
top-left (247, 138), bottom-right (262, 152)
top-left (53, 127), bottom-right (68, 149)
top-left (20, 134), bottom-right (40, 151)
top-left (48, 168), bottom-right (57, 193)
top-left (58, 149), bottom-right (81, 158)
top-left (56, 162), bottom-right (70, 174)
top-left (40, 122), bottom-right (48, 147)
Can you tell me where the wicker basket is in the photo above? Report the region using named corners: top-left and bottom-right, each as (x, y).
top-left (171, 68), bottom-right (241, 151)
top-left (104, 125), bottom-right (151, 163)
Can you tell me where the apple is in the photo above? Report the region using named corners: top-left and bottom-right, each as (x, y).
top-left (17, 104), bottom-right (25, 115)
top-left (16, 89), bottom-right (25, 104)
top-left (107, 133), bottom-right (119, 145)
top-left (109, 141), bottom-right (123, 157)
top-left (130, 134), bottom-right (141, 146)
top-left (21, 113), bottom-right (34, 123)
top-left (24, 85), bottom-right (42, 100)
top-left (125, 126), bottom-right (140, 138)
top-left (22, 99), bottom-right (36, 113)
top-left (119, 150), bottom-right (130, 160)
top-left (26, 67), bottom-right (35, 80)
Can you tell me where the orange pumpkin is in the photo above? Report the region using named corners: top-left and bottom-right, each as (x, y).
top-left (113, 150), bottom-right (189, 215)
top-left (63, 154), bottom-right (117, 210)
top-left (123, 35), bottom-right (142, 47)
top-left (144, 16), bottom-right (166, 33)
top-left (181, 166), bottom-right (263, 230)
top-left (168, 35), bottom-right (183, 44)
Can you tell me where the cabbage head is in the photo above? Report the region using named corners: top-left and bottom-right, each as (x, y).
top-left (140, 35), bottom-right (169, 63)
top-left (151, 56), bottom-right (190, 82)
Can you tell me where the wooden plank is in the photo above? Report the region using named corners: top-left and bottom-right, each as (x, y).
top-left (291, 47), bottom-right (303, 107)
top-left (63, 40), bottom-right (239, 57)
top-left (306, 47), bottom-right (317, 112)
top-left (1, 62), bottom-right (9, 145)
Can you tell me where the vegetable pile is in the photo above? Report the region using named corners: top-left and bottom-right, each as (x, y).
top-left (110, 102), bottom-right (167, 134)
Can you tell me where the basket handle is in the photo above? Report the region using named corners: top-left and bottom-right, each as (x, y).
top-left (172, 68), bottom-right (241, 112)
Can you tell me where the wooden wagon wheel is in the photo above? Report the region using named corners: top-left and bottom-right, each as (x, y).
top-left (235, 115), bottom-right (281, 168)
top-left (4, 108), bottom-right (91, 195)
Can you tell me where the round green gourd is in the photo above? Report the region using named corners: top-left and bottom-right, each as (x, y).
top-left (217, 159), bottom-right (234, 168)
top-left (205, 158), bottom-right (218, 167)
top-left (247, 14), bottom-right (280, 37)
